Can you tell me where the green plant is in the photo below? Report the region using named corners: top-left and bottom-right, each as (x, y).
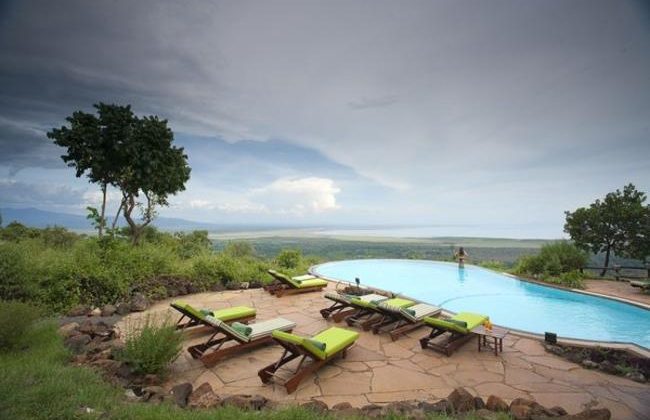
top-left (479, 260), bottom-right (507, 271)
top-left (0, 301), bottom-right (42, 351)
top-left (118, 314), bottom-right (182, 375)
top-left (276, 248), bottom-right (302, 269)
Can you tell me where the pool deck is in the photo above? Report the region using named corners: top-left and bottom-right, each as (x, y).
top-left (120, 284), bottom-right (650, 419)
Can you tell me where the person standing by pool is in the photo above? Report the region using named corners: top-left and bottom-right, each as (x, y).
top-left (455, 247), bottom-right (469, 268)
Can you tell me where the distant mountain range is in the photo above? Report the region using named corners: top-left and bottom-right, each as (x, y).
top-left (0, 207), bottom-right (272, 232)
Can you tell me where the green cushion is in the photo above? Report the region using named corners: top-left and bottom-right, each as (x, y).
top-left (382, 298), bottom-right (414, 309)
top-left (454, 312), bottom-right (489, 330)
top-left (312, 327), bottom-right (359, 360)
top-left (448, 319), bottom-right (467, 328)
top-left (172, 301), bottom-right (206, 320)
top-left (350, 298), bottom-right (375, 309)
top-left (423, 312), bottom-right (488, 334)
top-left (212, 306), bottom-right (256, 322)
top-left (296, 278), bottom-right (328, 288)
top-left (404, 308), bottom-right (416, 316)
top-left (305, 338), bottom-right (326, 351)
top-left (272, 330), bottom-right (307, 346)
top-left (231, 322), bottom-right (252, 337)
top-left (205, 316), bottom-right (249, 342)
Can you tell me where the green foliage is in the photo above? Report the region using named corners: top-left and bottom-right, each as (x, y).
top-left (0, 244), bottom-right (35, 301)
top-left (192, 253), bottom-right (268, 288)
top-left (39, 226), bottom-right (79, 248)
top-left (118, 314), bottom-right (182, 375)
top-left (276, 248), bottom-right (302, 269)
top-left (222, 240), bottom-right (256, 258)
top-left (0, 301), bottom-right (41, 351)
top-left (478, 260), bottom-right (508, 271)
top-left (565, 183), bottom-right (649, 273)
top-left (175, 230), bottom-right (211, 259)
top-left (0, 221), bottom-right (39, 241)
top-left (514, 241), bottom-right (588, 288)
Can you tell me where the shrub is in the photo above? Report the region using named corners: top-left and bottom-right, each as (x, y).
top-left (39, 226), bottom-right (79, 248)
top-left (118, 314), bottom-right (182, 375)
top-left (222, 241), bottom-right (256, 258)
top-left (0, 244), bottom-right (37, 301)
top-left (479, 260), bottom-right (508, 271)
top-left (514, 241), bottom-right (587, 281)
top-left (174, 230), bottom-right (211, 259)
top-left (276, 248), bottom-right (302, 269)
top-left (0, 301), bottom-right (42, 351)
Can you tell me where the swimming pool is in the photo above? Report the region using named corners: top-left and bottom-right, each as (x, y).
top-left (312, 259), bottom-right (650, 349)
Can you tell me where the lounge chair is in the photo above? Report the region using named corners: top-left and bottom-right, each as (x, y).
top-left (170, 301), bottom-right (256, 330)
top-left (320, 291), bottom-right (391, 322)
top-left (258, 326), bottom-right (359, 394)
top-left (630, 280), bottom-right (650, 291)
top-left (419, 312), bottom-right (489, 356)
top-left (187, 315), bottom-right (296, 367)
top-left (345, 296), bottom-right (414, 330)
top-left (264, 269), bottom-right (328, 297)
top-left (371, 302), bottom-right (442, 341)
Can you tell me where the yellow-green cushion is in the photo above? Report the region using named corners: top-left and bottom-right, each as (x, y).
top-left (381, 297), bottom-right (414, 309)
top-left (212, 306), bottom-right (256, 322)
top-left (310, 327), bottom-right (359, 360)
top-left (296, 278), bottom-right (328, 288)
top-left (172, 301), bottom-right (205, 320)
top-left (424, 312), bottom-right (488, 334)
top-left (350, 297), bottom-right (375, 309)
top-left (272, 330), bottom-right (306, 346)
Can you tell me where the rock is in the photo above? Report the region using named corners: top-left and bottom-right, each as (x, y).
top-left (474, 396), bottom-right (486, 409)
top-left (116, 303), bottom-right (131, 315)
top-left (331, 402), bottom-right (353, 411)
top-left (566, 351), bottom-right (585, 364)
top-left (544, 344), bottom-right (565, 356)
top-left (474, 408), bottom-right (501, 420)
top-left (68, 305), bottom-right (91, 317)
top-left (447, 387), bottom-right (475, 413)
top-left (89, 307), bottom-right (102, 317)
top-left (546, 406), bottom-right (567, 416)
top-left (240, 282), bottom-right (250, 289)
top-left (141, 386), bottom-right (165, 402)
top-left (582, 359), bottom-right (599, 369)
top-left (360, 403), bottom-right (383, 417)
top-left (58, 322), bottom-right (79, 337)
top-left (419, 399), bottom-right (452, 414)
top-left (124, 388), bottom-right (139, 401)
top-left (129, 293), bottom-right (148, 312)
top-left (90, 359), bottom-right (121, 375)
top-left (170, 383), bottom-right (193, 408)
top-left (116, 362), bottom-right (135, 380)
top-left (382, 401), bottom-right (416, 416)
top-left (90, 322), bottom-right (112, 338)
top-left (510, 404), bottom-right (532, 420)
top-left (210, 283), bottom-right (226, 292)
top-left (566, 408), bottom-right (611, 420)
top-left (78, 320), bottom-right (95, 335)
top-left (510, 398), bottom-right (537, 409)
top-left (221, 394), bottom-right (268, 410)
top-left (143, 374), bottom-right (161, 386)
top-left (64, 334), bottom-right (91, 353)
top-left (249, 280), bottom-right (263, 289)
top-left (101, 304), bottom-right (117, 317)
top-left (187, 382), bottom-right (220, 409)
top-left (598, 360), bottom-right (618, 375)
top-left (301, 400), bottom-right (329, 413)
top-left (486, 395), bottom-right (509, 412)
top-left (624, 371), bottom-right (646, 383)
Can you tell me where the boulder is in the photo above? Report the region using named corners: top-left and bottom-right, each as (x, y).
top-left (89, 307), bottom-right (102, 317)
top-left (143, 374), bottom-right (162, 386)
top-left (129, 293), bottom-right (148, 312)
top-left (64, 334), bottom-right (91, 354)
top-left (101, 304), bottom-right (117, 317)
top-left (116, 303), bottom-right (131, 315)
top-left (419, 399), bottom-right (452, 414)
top-left (566, 408), bottom-right (611, 420)
top-left (331, 402), bottom-right (353, 411)
top-left (474, 396), bottom-right (486, 409)
top-left (240, 282), bottom-right (250, 289)
top-left (221, 394), bottom-right (268, 410)
top-left (382, 401), bottom-right (416, 416)
top-left (474, 408), bottom-right (501, 420)
top-left (598, 360), bottom-right (618, 375)
top-left (625, 371), bottom-right (646, 383)
top-left (170, 382), bottom-right (193, 408)
top-left (89, 358), bottom-right (121, 375)
top-left (78, 320), bottom-right (95, 335)
top-left (58, 322), bottom-right (79, 338)
top-left (486, 395), bottom-right (509, 412)
top-left (448, 387), bottom-right (475, 413)
top-left (187, 382), bottom-right (220, 409)
top-left (124, 388), bottom-right (140, 402)
top-left (510, 398), bottom-right (537, 409)
top-left (546, 406), bottom-right (568, 416)
top-left (67, 305), bottom-right (91, 317)
top-left (301, 400), bottom-right (329, 413)
top-left (141, 386), bottom-right (165, 402)
top-left (360, 403), bottom-right (383, 417)
top-left (581, 359), bottom-right (599, 369)
top-left (510, 404), bottom-right (532, 420)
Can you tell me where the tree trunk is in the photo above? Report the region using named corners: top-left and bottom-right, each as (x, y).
top-left (111, 201), bottom-right (123, 231)
top-left (600, 245), bottom-right (611, 277)
top-left (98, 183), bottom-right (107, 237)
top-left (121, 194), bottom-right (140, 245)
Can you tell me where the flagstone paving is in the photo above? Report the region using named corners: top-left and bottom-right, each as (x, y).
top-left (120, 284), bottom-right (650, 419)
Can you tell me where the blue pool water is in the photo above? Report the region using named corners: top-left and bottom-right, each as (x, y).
top-left (312, 259), bottom-right (650, 348)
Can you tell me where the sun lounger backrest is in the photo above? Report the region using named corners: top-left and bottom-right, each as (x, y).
top-left (248, 318), bottom-right (296, 340)
top-left (205, 315), bottom-right (251, 343)
top-left (172, 301), bottom-right (206, 321)
top-left (324, 292), bottom-right (351, 304)
top-left (400, 303), bottom-right (441, 322)
top-left (268, 269), bottom-right (301, 288)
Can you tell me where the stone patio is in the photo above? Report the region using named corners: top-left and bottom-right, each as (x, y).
top-left (119, 284), bottom-right (650, 419)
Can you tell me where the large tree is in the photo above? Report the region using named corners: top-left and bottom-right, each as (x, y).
top-left (564, 184), bottom-right (649, 276)
top-left (115, 115), bottom-right (191, 245)
top-left (49, 103), bottom-right (190, 244)
top-left (48, 103), bottom-right (134, 237)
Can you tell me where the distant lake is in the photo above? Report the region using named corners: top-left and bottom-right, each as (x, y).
top-left (315, 225), bottom-right (564, 240)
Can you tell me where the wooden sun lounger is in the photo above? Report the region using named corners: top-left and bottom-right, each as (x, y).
top-left (320, 292), bottom-right (390, 322)
top-left (371, 302), bottom-right (442, 341)
top-left (345, 297), bottom-right (413, 331)
top-left (258, 327), bottom-right (359, 394)
top-left (187, 316), bottom-right (296, 367)
top-left (264, 270), bottom-right (328, 297)
top-left (419, 312), bottom-right (488, 356)
top-left (170, 301), bottom-right (256, 331)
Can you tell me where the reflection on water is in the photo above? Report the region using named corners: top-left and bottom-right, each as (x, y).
top-left (458, 267), bottom-right (467, 283)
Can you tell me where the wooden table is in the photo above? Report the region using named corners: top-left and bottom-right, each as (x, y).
top-left (471, 325), bottom-right (508, 356)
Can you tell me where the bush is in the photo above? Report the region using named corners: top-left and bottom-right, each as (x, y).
top-left (544, 270), bottom-right (586, 289)
top-left (222, 241), bottom-right (256, 258)
top-left (0, 244), bottom-right (37, 301)
top-left (0, 301), bottom-right (42, 351)
top-left (118, 314), bottom-right (182, 375)
top-left (514, 241), bottom-right (587, 278)
top-left (276, 248), bottom-right (302, 269)
top-left (479, 260), bottom-right (508, 271)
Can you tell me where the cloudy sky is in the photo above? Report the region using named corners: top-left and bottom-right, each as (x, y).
top-left (0, 0), bottom-right (649, 237)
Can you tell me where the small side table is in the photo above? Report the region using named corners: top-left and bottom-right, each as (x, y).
top-left (471, 325), bottom-right (508, 356)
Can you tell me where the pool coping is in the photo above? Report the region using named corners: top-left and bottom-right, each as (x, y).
top-left (310, 260), bottom-right (650, 359)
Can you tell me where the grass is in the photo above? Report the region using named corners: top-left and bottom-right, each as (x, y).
top-left (0, 320), bottom-right (510, 419)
